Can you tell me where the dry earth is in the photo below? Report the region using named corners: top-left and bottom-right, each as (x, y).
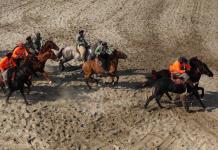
top-left (0, 0), bottom-right (218, 149)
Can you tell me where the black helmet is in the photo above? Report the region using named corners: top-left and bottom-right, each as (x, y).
top-left (6, 52), bottom-right (12, 58)
top-left (36, 32), bottom-right (41, 37)
top-left (178, 56), bottom-right (188, 63)
top-left (79, 30), bottom-right (84, 34)
top-left (97, 40), bottom-right (102, 44)
top-left (102, 41), bottom-right (107, 46)
top-left (26, 36), bottom-right (32, 41)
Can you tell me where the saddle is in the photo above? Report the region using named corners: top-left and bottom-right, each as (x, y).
top-left (170, 74), bottom-right (185, 85)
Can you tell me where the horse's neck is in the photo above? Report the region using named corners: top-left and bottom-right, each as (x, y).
top-left (37, 52), bottom-right (50, 64)
top-left (189, 68), bottom-right (201, 82)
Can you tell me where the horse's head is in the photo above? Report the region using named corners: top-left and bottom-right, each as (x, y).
top-left (114, 50), bottom-right (127, 59)
top-left (189, 57), bottom-right (213, 77)
top-left (40, 49), bottom-right (58, 62)
top-left (48, 49), bottom-right (58, 61)
top-left (41, 40), bottom-right (59, 52)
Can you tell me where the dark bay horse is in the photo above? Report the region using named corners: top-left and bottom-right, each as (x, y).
top-left (144, 57), bottom-right (213, 112)
top-left (150, 57), bottom-right (213, 98)
top-left (82, 50), bottom-right (127, 89)
top-left (6, 58), bottom-right (34, 105)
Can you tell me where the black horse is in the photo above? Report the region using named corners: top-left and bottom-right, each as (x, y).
top-left (146, 57), bottom-right (213, 98)
top-left (6, 58), bottom-right (34, 105)
top-left (144, 57), bottom-right (213, 111)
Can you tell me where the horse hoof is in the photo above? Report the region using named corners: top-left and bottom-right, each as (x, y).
top-left (144, 103), bottom-right (148, 109)
top-left (112, 82), bottom-right (118, 86)
top-left (25, 102), bottom-right (31, 106)
top-left (5, 102), bottom-right (11, 106)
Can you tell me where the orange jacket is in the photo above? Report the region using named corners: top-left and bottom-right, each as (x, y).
top-left (0, 56), bottom-right (16, 71)
top-left (169, 60), bottom-right (191, 74)
top-left (12, 47), bottom-right (28, 59)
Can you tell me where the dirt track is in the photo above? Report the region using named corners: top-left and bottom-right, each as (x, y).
top-left (0, 0), bottom-right (218, 149)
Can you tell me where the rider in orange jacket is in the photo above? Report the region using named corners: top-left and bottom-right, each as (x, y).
top-left (12, 42), bottom-right (29, 67)
top-left (169, 56), bottom-right (191, 81)
top-left (0, 52), bottom-right (16, 88)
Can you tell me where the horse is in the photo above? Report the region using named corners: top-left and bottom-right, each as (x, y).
top-left (82, 49), bottom-right (127, 89)
top-left (31, 47), bottom-right (58, 84)
top-left (57, 45), bottom-right (94, 71)
top-left (144, 57), bottom-right (213, 112)
top-left (6, 58), bottom-right (34, 105)
top-left (25, 40), bottom-right (59, 84)
top-left (149, 57), bottom-right (213, 98)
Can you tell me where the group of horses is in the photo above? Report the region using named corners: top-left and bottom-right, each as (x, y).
top-left (0, 40), bottom-right (214, 113)
top-left (0, 40), bottom-right (127, 104)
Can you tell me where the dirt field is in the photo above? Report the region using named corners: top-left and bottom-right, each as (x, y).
top-left (0, 0), bottom-right (218, 149)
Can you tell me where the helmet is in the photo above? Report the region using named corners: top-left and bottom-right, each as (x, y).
top-left (97, 40), bottom-right (102, 44)
top-left (79, 30), bottom-right (84, 34)
top-left (6, 52), bottom-right (12, 58)
top-left (102, 41), bottom-right (107, 46)
top-left (36, 32), bottom-right (41, 37)
top-left (17, 42), bottom-right (24, 48)
top-left (178, 56), bottom-right (188, 64)
top-left (26, 36), bottom-right (32, 41)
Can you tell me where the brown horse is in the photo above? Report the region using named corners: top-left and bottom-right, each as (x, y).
top-left (82, 50), bottom-right (127, 89)
top-left (32, 49), bottom-right (58, 84)
top-left (30, 40), bottom-right (59, 84)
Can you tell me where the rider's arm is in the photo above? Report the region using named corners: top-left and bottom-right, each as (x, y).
top-left (0, 57), bottom-right (8, 71)
top-left (12, 48), bottom-right (19, 59)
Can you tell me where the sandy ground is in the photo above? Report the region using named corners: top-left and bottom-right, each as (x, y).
top-left (0, 0), bottom-right (218, 149)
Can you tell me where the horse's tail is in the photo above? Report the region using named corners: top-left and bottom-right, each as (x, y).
top-left (57, 48), bottom-right (64, 59)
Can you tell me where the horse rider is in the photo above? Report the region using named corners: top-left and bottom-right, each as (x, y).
top-left (32, 32), bottom-right (42, 52)
top-left (12, 42), bottom-right (29, 67)
top-left (169, 56), bottom-right (193, 87)
top-left (76, 30), bottom-right (89, 61)
top-left (94, 41), bottom-right (114, 73)
top-left (25, 35), bottom-right (37, 54)
top-left (0, 52), bottom-right (16, 89)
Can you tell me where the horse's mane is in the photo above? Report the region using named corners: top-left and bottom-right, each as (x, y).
top-left (189, 56), bottom-right (203, 67)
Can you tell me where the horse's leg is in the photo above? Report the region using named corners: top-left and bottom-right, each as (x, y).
top-left (144, 94), bottom-right (155, 108)
top-left (85, 77), bottom-right (92, 89)
top-left (90, 76), bottom-right (99, 86)
top-left (193, 90), bottom-right (206, 109)
top-left (59, 58), bottom-right (67, 71)
top-left (42, 71), bottom-right (52, 84)
top-left (108, 74), bottom-right (115, 85)
top-left (197, 86), bottom-right (204, 98)
top-left (114, 75), bottom-right (119, 85)
top-left (165, 92), bottom-right (172, 100)
top-left (25, 80), bottom-right (32, 95)
top-left (1, 85), bottom-right (6, 94)
top-left (20, 88), bottom-right (29, 105)
top-left (155, 93), bottom-right (164, 109)
top-left (180, 93), bottom-right (189, 112)
top-left (6, 90), bottom-right (13, 105)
